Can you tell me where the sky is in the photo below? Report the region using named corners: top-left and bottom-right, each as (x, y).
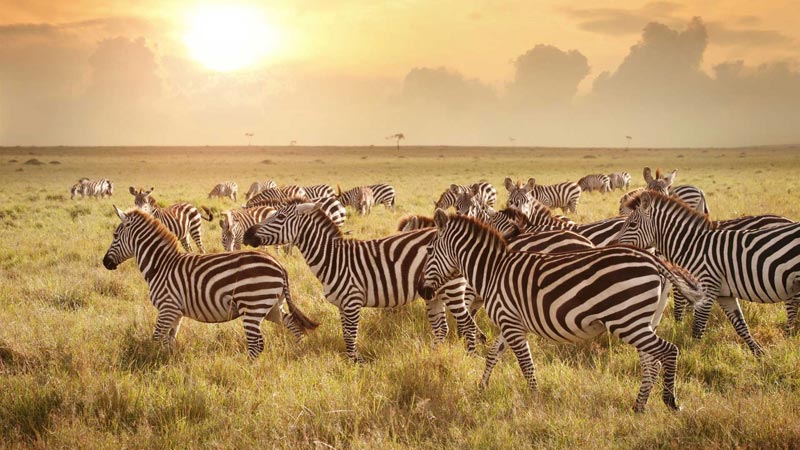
top-left (1, 0), bottom-right (799, 147)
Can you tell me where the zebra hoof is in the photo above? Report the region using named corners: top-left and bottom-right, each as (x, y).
top-left (751, 346), bottom-right (765, 357)
top-left (632, 404), bottom-right (646, 414)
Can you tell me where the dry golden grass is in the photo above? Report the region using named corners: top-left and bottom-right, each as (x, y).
top-left (1, 145), bottom-right (800, 449)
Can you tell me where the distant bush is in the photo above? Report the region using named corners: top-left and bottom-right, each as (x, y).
top-left (260, 159), bottom-right (273, 165)
top-left (49, 161), bottom-right (61, 165)
top-left (23, 159), bottom-right (44, 166)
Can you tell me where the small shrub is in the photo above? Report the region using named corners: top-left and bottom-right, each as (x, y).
top-left (45, 194), bottom-right (66, 201)
top-left (50, 161), bottom-right (61, 165)
top-left (69, 205), bottom-right (92, 220)
top-left (260, 159), bottom-right (273, 165)
top-left (23, 159), bottom-right (44, 166)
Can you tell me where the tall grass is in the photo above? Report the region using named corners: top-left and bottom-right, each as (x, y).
top-left (1, 146), bottom-right (799, 448)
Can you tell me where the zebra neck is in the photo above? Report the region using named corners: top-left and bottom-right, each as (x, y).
top-left (293, 218), bottom-right (342, 281)
top-left (134, 234), bottom-right (179, 283)
top-left (457, 240), bottom-right (505, 299)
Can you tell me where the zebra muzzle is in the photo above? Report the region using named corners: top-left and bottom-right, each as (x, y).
top-left (102, 255), bottom-right (118, 270)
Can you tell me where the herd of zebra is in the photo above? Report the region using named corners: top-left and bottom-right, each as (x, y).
top-left (94, 167), bottom-right (800, 413)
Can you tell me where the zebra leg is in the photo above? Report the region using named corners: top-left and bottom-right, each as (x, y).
top-left (480, 335), bottom-right (507, 389)
top-left (153, 307), bottom-right (182, 343)
top-left (615, 327), bottom-right (680, 412)
top-left (340, 305), bottom-right (365, 363)
top-left (179, 236), bottom-right (193, 253)
top-left (691, 297), bottom-right (716, 340)
top-left (442, 296), bottom-right (477, 353)
top-left (503, 326), bottom-right (537, 391)
top-left (786, 298), bottom-right (799, 336)
top-left (190, 228), bottom-right (206, 254)
top-left (717, 296), bottom-right (764, 356)
top-left (673, 290), bottom-right (688, 322)
top-left (241, 313), bottom-right (265, 359)
top-left (463, 286), bottom-right (486, 344)
top-left (167, 317), bottom-right (184, 341)
top-left (633, 351), bottom-right (661, 413)
top-left (425, 297), bottom-right (448, 344)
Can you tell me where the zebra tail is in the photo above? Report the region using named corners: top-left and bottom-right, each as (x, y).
top-left (656, 260), bottom-right (706, 305)
top-left (282, 272), bottom-right (319, 331)
top-left (199, 206), bottom-right (213, 221)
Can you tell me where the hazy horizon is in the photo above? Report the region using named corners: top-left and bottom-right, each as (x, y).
top-left (2, 1), bottom-right (799, 148)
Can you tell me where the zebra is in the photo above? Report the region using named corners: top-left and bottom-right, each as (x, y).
top-left (129, 187), bottom-right (212, 253)
top-left (577, 174), bottom-right (611, 193)
top-left (671, 214), bottom-right (795, 326)
top-left (616, 192), bottom-right (800, 354)
top-left (312, 195), bottom-right (347, 227)
top-left (608, 172), bottom-right (631, 190)
top-left (280, 185), bottom-right (308, 199)
top-left (208, 182), bottom-right (238, 201)
top-left (241, 199), bottom-right (478, 362)
top-left (103, 206), bottom-right (318, 358)
top-left (245, 180), bottom-right (277, 200)
top-left (504, 178), bottom-right (581, 215)
top-left (303, 184), bottom-right (336, 200)
top-left (70, 178), bottom-right (113, 199)
top-left (337, 184), bottom-right (396, 212)
top-left (356, 186), bottom-right (375, 216)
top-left (421, 210), bottom-right (704, 412)
top-left (435, 182), bottom-right (497, 210)
top-left (220, 206), bottom-right (276, 251)
top-left (246, 187), bottom-right (294, 208)
top-left (620, 168), bottom-right (708, 215)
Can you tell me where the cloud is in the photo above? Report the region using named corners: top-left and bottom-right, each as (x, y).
top-left (706, 21), bottom-right (793, 47)
top-left (560, 1), bottom-right (683, 36)
top-left (506, 44), bottom-right (589, 107)
top-left (399, 67), bottom-right (496, 109)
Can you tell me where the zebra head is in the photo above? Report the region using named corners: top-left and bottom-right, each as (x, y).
top-left (421, 209), bottom-right (462, 297)
top-left (243, 202), bottom-right (318, 247)
top-left (103, 205), bottom-right (136, 270)
top-left (129, 186), bottom-right (156, 213)
top-left (434, 184), bottom-right (461, 210)
top-left (70, 183), bottom-right (81, 199)
top-left (487, 207), bottom-right (527, 239)
top-left (220, 212), bottom-right (240, 252)
top-left (616, 192), bottom-right (657, 248)
top-left (643, 168), bottom-right (676, 195)
top-left (504, 177), bottom-right (535, 216)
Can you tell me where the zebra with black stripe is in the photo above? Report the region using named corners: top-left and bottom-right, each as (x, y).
top-left (220, 206), bottom-right (276, 251)
top-left (246, 187), bottom-right (294, 208)
top-left (208, 181), bottom-right (238, 201)
top-left (608, 172), bottom-right (632, 190)
top-left (617, 192), bottom-right (800, 353)
top-left (303, 184), bottom-right (335, 200)
top-left (242, 199), bottom-right (477, 361)
top-left (337, 184), bottom-right (396, 212)
top-left (421, 211), bottom-right (703, 412)
top-left (620, 168), bottom-right (708, 215)
top-left (103, 207), bottom-right (319, 358)
top-left (356, 186), bottom-right (374, 216)
top-left (245, 180), bottom-right (277, 200)
top-left (504, 177), bottom-right (581, 214)
top-left (435, 182), bottom-right (497, 210)
top-left (577, 174), bottom-right (611, 193)
top-left (71, 178), bottom-right (113, 199)
top-left (129, 187), bottom-right (212, 253)
top-left (280, 185), bottom-right (308, 199)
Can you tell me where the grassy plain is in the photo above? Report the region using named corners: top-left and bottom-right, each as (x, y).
top-left (1, 145), bottom-right (800, 449)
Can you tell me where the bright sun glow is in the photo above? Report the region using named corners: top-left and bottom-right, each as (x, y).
top-left (184, 5), bottom-right (278, 72)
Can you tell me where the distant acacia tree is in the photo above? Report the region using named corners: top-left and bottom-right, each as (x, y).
top-left (290, 140), bottom-right (297, 146)
top-left (509, 137), bottom-right (516, 146)
top-left (386, 133), bottom-right (405, 150)
top-left (625, 135), bottom-right (632, 149)
top-left (245, 132), bottom-right (254, 146)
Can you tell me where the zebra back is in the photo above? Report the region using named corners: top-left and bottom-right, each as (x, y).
top-left (607, 172), bottom-right (631, 190)
top-left (530, 180), bottom-right (581, 213)
top-left (245, 180), bottom-right (277, 200)
top-left (577, 174), bottom-right (611, 193)
top-left (303, 184), bottom-right (335, 200)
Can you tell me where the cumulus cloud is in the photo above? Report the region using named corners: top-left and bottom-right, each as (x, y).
top-left (506, 44), bottom-right (589, 107)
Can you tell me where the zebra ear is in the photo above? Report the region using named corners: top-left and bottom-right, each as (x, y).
top-left (450, 184), bottom-right (463, 194)
top-left (643, 167), bottom-right (653, 183)
top-left (146, 187), bottom-right (154, 194)
top-left (128, 186), bottom-right (136, 195)
top-left (336, 184), bottom-right (342, 197)
top-left (504, 177), bottom-right (514, 191)
top-left (433, 208), bottom-right (449, 230)
top-left (296, 203), bottom-right (317, 215)
top-left (525, 178), bottom-right (536, 191)
top-left (665, 170), bottom-right (677, 186)
top-left (113, 205), bottom-right (127, 222)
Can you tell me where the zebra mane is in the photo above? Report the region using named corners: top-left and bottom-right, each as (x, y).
top-left (281, 198), bottom-right (344, 238)
top-left (397, 214), bottom-right (435, 231)
top-left (497, 207), bottom-right (530, 227)
top-left (446, 213), bottom-right (508, 251)
top-left (625, 192), bottom-right (716, 229)
top-left (125, 208), bottom-right (181, 249)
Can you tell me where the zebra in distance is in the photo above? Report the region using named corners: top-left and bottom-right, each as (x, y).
top-left (129, 187), bottom-right (212, 253)
top-left (103, 206), bottom-right (319, 358)
top-left (356, 186), bottom-right (375, 216)
top-left (303, 184), bottom-right (336, 200)
top-left (420, 211), bottom-right (704, 412)
top-left (242, 199), bottom-right (478, 361)
top-left (504, 178), bottom-right (581, 214)
top-left (337, 184), bottom-right (396, 212)
top-left (208, 182), bottom-right (238, 201)
top-left (620, 168), bottom-right (709, 215)
top-left (608, 172), bottom-right (631, 190)
top-left (245, 180), bottom-right (277, 200)
top-left (577, 174), bottom-right (611, 193)
top-left (70, 178), bottom-right (113, 199)
top-left (220, 206), bottom-right (276, 251)
top-left (617, 192), bottom-right (800, 353)
top-left (435, 182), bottom-right (497, 210)
top-left (246, 187), bottom-right (295, 208)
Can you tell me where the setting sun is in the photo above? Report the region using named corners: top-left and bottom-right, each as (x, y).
top-left (183, 4), bottom-right (278, 72)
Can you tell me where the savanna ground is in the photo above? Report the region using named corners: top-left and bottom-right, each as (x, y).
top-left (1, 145), bottom-right (800, 449)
